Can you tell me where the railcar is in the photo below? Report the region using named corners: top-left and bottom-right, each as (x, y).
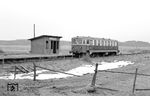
top-left (71, 36), bottom-right (119, 57)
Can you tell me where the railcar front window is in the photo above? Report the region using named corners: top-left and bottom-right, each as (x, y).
top-left (72, 39), bottom-right (77, 44)
top-left (72, 38), bottom-right (82, 44)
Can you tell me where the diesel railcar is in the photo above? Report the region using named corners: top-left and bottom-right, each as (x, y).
top-left (71, 36), bottom-right (119, 57)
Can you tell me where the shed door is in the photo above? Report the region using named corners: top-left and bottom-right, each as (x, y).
top-left (53, 41), bottom-right (56, 53)
top-left (51, 40), bottom-right (57, 54)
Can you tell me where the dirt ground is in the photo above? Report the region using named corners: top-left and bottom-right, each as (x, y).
top-left (1, 53), bottom-right (150, 96)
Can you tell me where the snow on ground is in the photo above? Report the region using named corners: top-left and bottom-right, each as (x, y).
top-left (0, 61), bottom-right (134, 80)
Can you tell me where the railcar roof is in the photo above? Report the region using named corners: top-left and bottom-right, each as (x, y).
top-left (72, 36), bottom-right (117, 41)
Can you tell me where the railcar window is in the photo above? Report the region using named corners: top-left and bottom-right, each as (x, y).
top-left (89, 40), bottom-right (93, 45)
top-left (109, 41), bottom-right (111, 46)
top-left (115, 42), bottom-right (117, 46)
top-left (108, 41), bottom-right (110, 46)
top-left (103, 41), bottom-right (105, 46)
top-left (112, 41), bottom-right (114, 46)
top-left (94, 40), bottom-right (96, 45)
top-left (87, 40), bottom-right (90, 44)
top-left (83, 40), bottom-right (86, 44)
top-left (96, 40), bottom-right (99, 46)
top-left (98, 40), bottom-right (100, 46)
top-left (110, 41), bottom-right (112, 46)
top-left (107, 41), bottom-right (109, 46)
top-left (100, 40), bottom-right (102, 46)
top-left (92, 40), bottom-right (94, 45)
top-left (113, 42), bottom-right (115, 46)
top-left (106, 41), bottom-right (108, 46)
top-left (105, 41), bottom-right (107, 46)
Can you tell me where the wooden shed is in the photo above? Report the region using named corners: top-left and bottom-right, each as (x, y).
top-left (29, 35), bottom-right (62, 54)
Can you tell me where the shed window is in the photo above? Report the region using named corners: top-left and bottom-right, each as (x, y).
top-left (46, 41), bottom-right (49, 49)
top-left (51, 41), bottom-right (54, 49)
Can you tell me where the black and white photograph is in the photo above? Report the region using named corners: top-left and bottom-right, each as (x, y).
top-left (0, 0), bottom-right (150, 96)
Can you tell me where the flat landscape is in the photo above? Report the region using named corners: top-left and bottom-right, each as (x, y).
top-left (1, 0), bottom-right (150, 95)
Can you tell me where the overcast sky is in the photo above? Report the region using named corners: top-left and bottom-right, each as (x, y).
top-left (0, 0), bottom-right (150, 42)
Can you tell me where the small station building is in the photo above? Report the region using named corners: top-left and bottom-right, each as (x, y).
top-left (29, 35), bottom-right (62, 54)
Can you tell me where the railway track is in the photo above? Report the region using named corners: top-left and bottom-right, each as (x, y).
top-left (0, 52), bottom-right (147, 64)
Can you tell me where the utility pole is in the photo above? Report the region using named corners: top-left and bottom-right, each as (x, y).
top-left (33, 24), bottom-right (35, 38)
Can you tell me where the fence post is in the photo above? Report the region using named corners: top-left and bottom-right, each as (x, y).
top-left (33, 62), bottom-right (36, 81)
top-left (132, 68), bottom-right (138, 94)
top-left (91, 63), bottom-right (98, 87)
top-left (2, 58), bottom-right (4, 64)
top-left (14, 66), bottom-right (16, 79)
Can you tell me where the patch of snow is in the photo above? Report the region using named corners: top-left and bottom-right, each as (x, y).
top-left (0, 61), bottom-right (134, 80)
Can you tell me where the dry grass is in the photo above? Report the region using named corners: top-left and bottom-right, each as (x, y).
top-left (1, 53), bottom-right (150, 95)
top-left (119, 46), bottom-right (150, 54)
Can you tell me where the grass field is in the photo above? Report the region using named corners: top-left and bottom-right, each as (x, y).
top-left (0, 44), bottom-right (150, 55)
top-left (119, 46), bottom-right (150, 54)
top-left (0, 45), bottom-right (30, 54)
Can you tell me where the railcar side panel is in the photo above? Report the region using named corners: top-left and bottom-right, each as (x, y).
top-left (71, 36), bottom-right (119, 56)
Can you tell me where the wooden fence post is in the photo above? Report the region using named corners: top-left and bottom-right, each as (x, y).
top-left (33, 62), bottom-right (36, 81)
top-left (91, 63), bottom-right (98, 87)
top-left (2, 58), bottom-right (5, 68)
top-left (14, 66), bottom-right (16, 79)
top-left (132, 68), bottom-right (138, 94)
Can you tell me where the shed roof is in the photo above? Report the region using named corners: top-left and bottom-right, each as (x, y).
top-left (29, 35), bottom-right (62, 41)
